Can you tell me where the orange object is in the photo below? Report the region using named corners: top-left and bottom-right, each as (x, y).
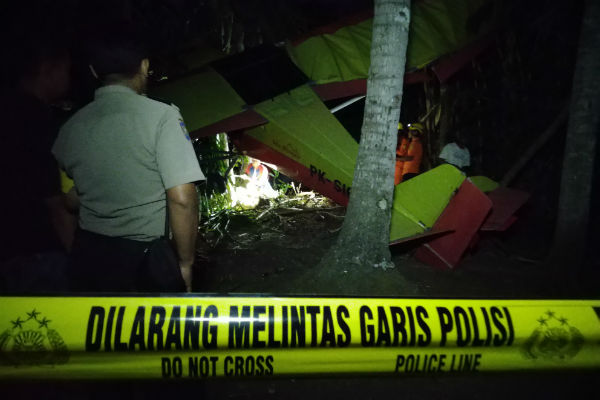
top-left (394, 136), bottom-right (410, 185)
top-left (245, 163), bottom-right (267, 181)
top-left (402, 137), bottom-right (423, 176)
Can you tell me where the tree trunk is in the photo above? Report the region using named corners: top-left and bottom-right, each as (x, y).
top-left (551, 0), bottom-right (600, 281)
top-left (314, 0), bottom-right (411, 289)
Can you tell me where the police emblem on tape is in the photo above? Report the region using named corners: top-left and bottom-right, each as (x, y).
top-left (522, 310), bottom-right (584, 361)
top-left (0, 309), bottom-right (69, 366)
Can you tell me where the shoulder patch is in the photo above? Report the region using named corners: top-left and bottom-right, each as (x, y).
top-left (179, 118), bottom-right (191, 141)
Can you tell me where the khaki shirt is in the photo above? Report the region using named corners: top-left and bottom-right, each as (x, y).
top-left (53, 85), bottom-right (204, 241)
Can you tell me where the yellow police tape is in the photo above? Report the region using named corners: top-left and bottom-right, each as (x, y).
top-left (0, 297), bottom-right (599, 379)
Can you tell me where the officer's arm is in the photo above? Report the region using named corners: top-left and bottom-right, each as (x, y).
top-left (167, 183), bottom-right (198, 292)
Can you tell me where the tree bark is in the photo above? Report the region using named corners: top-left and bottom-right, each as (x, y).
top-left (315, 0), bottom-right (411, 288)
top-left (551, 0), bottom-right (600, 280)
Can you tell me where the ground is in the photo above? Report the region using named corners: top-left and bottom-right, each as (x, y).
top-left (194, 192), bottom-right (598, 298)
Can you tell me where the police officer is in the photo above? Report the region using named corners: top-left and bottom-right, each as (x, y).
top-left (52, 24), bottom-right (204, 292)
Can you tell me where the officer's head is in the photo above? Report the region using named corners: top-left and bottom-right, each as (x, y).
top-left (87, 22), bottom-right (149, 93)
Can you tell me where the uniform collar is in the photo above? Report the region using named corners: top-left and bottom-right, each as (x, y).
top-left (95, 84), bottom-right (138, 99)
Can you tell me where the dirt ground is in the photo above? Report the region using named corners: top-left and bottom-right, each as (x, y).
top-left (193, 193), bottom-right (599, 298)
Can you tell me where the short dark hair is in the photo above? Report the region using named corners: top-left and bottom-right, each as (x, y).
top-left (86, 22), bottom-right (148, 81)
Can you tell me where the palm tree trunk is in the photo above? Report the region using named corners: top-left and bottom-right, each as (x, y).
top-left (317, 0), bottom-right (411, 278)
top-left (551, 0), bottom-right (600, 281)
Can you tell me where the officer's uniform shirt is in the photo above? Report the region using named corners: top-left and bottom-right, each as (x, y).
top-left (52, 85), bottom-right (204, 242)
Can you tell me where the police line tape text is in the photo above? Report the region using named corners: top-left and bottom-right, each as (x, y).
top-left (161, 355), bottom-right (274, 378)
top-left (85, 305), bottom-right (514, 351)
top-left (395, 353), bottom-right (482, 373)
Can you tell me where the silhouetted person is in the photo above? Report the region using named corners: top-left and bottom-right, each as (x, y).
top-left (245, 158), bottom-right (269, 186)
top-left (395, 122), bottom-right (410, 185)
top-left (401, 123), bottom-right (424, 182)
top-left (0, 35), bottom-right (74, 292)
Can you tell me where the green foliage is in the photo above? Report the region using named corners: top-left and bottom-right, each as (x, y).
top-left (271, 169), bottom-right (293, 194)
top-left (194, 134), bottom-right (233, 194)
top-left (193, 133), bottom-right (314, 247)
top-left (194, 134), bottom-right (237, 245)
top-left (198, 189), bottom-right (254, 247)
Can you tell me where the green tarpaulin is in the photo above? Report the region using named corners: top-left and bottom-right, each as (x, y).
top-left (147, 0), bottom-right (497, 241)
top-left (248, 85), bottom-right (357, 186)
top-left (150, 67), bottom-right (246, 133)
top-left (390, 165), bottom-right (465, 239)
top-left (289, 0), bottom-right (497, 84)
top-left (247, 86), bottom-right (463, 241)
top-left (151, 0), bottom-right (499, 131)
